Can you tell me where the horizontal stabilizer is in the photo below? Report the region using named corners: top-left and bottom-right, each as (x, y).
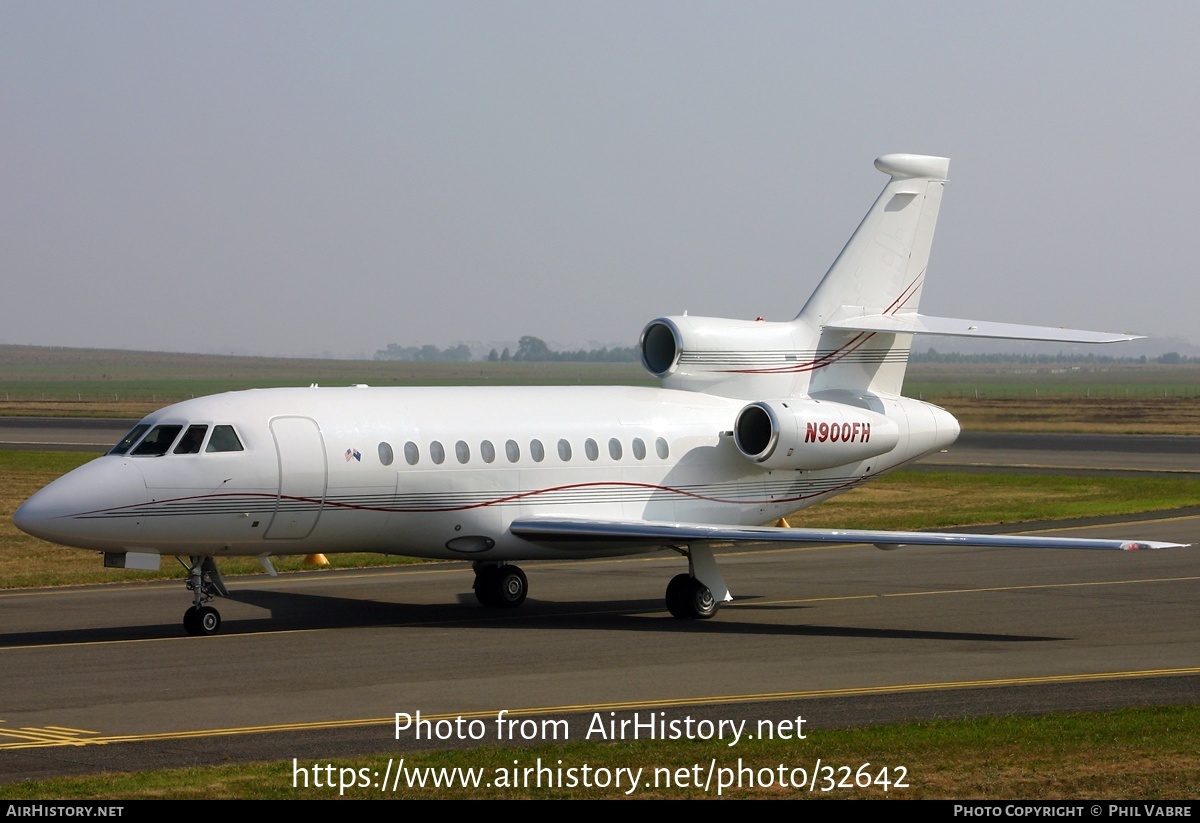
top-left (511, 517), bottom-right (1187, 552)
top-left (823, 313), bottom-right (1142, 344)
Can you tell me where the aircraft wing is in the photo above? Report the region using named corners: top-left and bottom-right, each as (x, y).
top-left (822, 313), bottom-right (1141, 343)
top-left (510, 517), bottom-right (1187, 551)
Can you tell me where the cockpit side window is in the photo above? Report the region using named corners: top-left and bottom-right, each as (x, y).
top-left (131, 425), bottom-right (183, 457)
top-left (109, 423), bottom-right (151, 455)
top-left (205, 425), bottom-right (244, 453)
top-left (173, 425), bottom-right (209, 455)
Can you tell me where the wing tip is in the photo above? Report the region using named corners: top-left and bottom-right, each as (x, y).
top-left (1119, 541), bottom-right (1191, 551)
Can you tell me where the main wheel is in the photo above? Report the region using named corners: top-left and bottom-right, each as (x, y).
top-left (688, 580), bottom-right (718, 619)
top-left (665, 574), bottom-right (719, 620)
top-left (184, 605), bottom-right (222, 636)
top-left (665, 573), bottom-right (693, 618)
top-left (474, 565), bottom-right (527, 608)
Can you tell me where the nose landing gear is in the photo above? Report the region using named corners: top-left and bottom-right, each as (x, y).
top-left (179, 555), bottom-right (228, 636)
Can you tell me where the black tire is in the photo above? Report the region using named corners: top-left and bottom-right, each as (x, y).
top-left (184, 605), bottom-right (222, 635)
top-left (474, 565), bottom-right (527, 608)
top-left (474, 567), bottom-right (499, 607)
top-left (183, 606), bottom-right (201, 635)
top-left (665, 574), bottom-right (719, 619)
top-left (665, 573), bottom-right (693, 618)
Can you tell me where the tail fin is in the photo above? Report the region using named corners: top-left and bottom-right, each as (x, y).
top-left (797, 154), bottom-right (949, 395)
top-left (641, 153), bottom-right (1138, 401)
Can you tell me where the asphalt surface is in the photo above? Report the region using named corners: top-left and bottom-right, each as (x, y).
top-left (1, 422), bottom-right (1197, 786)
top-left (0, 417), bottom-right (138, 452)
top-left (918, 432), bottom-right (1200, 476)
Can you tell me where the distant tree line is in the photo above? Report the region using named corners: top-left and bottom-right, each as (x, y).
top-left (911, 348), bottom-right (1192, 365)
top-left (374, 343), bottom-right (472, 362)
top-left (487, 336), bottom-right (638, 363)
top-left (375, 342), bottom-right (1194, 366)
top-left (375, 336), bottom-right (639, 363)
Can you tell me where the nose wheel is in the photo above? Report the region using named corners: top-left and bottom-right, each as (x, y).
top-left (179, 555), bottom-right (228, 635)
top-left (183, 605), bottom-right (221, 636)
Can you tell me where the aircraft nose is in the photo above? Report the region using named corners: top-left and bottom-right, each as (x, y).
top-left (14, 457), bottom-right (147, 550)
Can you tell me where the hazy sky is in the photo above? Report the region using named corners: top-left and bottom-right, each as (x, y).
top-left (3, 2), bottom-right (1197, 358)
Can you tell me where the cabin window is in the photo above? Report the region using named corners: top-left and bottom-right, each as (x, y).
top-left (131, 425), bottom-right (182, 456)
top-left (608, 438), bottom-right (622, 460)
top-left (530, 439), bottom-right (545, 462)
top-left (480, 440), bottom-right (496, 464)
top-left (109, 423), bottom-right (151, 455)
top-left (378, 442), bottom-right (394, 466)
top-left (655, 437), bottom-right (669, 459)
top-left (174, 425), bottom-right (209, 455)
top-left (505, 439), bottom-right (520, 463)
top-left (404, 441), bottom-right (419, 465)
top-left (584, 438), bottom-right (599, 461)
top-left (557, 439), bottom-right (572, 461)
top-left (206, 425), bottom-right (244, 453)
top-left (632, 437), bottom-right (646, 460)
top-left (455, 440), bottom-right (470, 464)
top-left (430, 441), bottom-right (445, 465)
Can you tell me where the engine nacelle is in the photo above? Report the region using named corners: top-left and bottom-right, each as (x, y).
top-left (641, 315), bottom-right (813, 399)
top-left (733, 399), bottom-right (900, 470)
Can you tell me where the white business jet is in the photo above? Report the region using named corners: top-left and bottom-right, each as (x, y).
top-left (14, 154), bottom-right (1185, 636)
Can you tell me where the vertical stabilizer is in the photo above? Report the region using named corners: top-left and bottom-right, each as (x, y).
top-left (797, 154), bottom-right (948, 396)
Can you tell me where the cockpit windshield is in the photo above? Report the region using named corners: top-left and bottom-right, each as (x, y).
top-left (130, 425), bottom-right (184, 456)
top-left (110, 421), bottom-right (244, 456)
top-left (206, 425), bottom-right (244, 452)
top-left (173, 425), bottom-right (209, 455)
top-left (109, 423), bottom-right (151, 455)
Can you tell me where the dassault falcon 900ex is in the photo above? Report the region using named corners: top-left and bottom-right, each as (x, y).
top-left (15, 154), bottom-right (1187, 636)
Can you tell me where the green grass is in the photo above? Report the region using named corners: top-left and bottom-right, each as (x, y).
top-left (905, 362), bottom-right (1200, 398)
top-left (3, 706), bottom-right (1196, 799)
top-left (786, 472), bottom-right (1200, 531)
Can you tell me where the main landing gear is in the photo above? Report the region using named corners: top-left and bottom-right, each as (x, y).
top-left (473, 562), bottom-right (528, 608)
top-left (665, 573), bottom-right (718, 619)
top-left (664, 543), bottom-right (730, 620)
top-left (179, 555), bottom-right (228, 636)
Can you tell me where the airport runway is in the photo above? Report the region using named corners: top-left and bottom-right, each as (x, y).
top-left (1, 421), bottom-right (1197, 784)
top-left (0, 417), bottom-right (138, 452)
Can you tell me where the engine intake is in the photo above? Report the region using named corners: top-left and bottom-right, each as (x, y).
top-left (641, 320), bottom-right (681, 377)
top-left (639, 315), bottom-right (811, 398)
top-left (733, 399), bottom-right (899, 470)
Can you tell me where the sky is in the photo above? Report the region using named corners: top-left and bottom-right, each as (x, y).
top-left (2, 1), bottom-right (1198, 359)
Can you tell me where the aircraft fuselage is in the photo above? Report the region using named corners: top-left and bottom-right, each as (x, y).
top-left (14, 384), bottom-right (959, 562)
